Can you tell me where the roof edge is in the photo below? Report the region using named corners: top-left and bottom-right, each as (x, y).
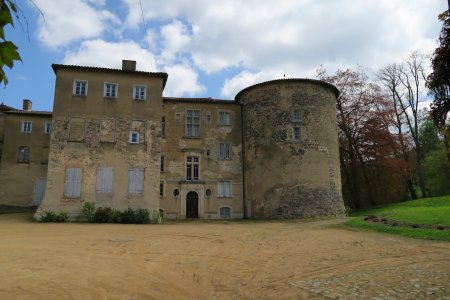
top-left (234, 78), bottom-right (340, 101)
top-left (51, 64), bottom-right (169, 89)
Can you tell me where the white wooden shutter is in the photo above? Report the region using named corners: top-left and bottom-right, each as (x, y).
top-left (96, 167), bottom-right (113, 193)
top-left (64, 168), bottom-right (81, 198)
top-left (128, 168), bottom-right (144, 194)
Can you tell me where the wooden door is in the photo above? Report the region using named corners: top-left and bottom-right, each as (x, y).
top-left (186, 191), bottom-right (198, 218)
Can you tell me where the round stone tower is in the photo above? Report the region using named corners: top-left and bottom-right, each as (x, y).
top-left (236, 79), bottom-right (345, 218)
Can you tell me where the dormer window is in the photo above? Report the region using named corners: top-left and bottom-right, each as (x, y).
top-left (104, 83), bottom-right (118, 98)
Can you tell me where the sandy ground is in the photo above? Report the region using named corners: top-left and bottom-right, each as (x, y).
top-left (0, 214), bottom-right (449, 300)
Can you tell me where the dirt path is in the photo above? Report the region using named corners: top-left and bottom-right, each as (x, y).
top-left (0, 214), bottom-right (449, 299)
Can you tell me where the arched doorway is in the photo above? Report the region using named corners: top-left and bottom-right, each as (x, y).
top-left (186, 191), bottom-right (198, 218)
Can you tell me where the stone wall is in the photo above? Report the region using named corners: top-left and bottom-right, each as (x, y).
top-left (237, 79), bottom-right (345, 218)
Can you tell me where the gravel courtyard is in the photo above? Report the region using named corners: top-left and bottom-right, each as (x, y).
top-left (0, 213), bottom-right (449, 299)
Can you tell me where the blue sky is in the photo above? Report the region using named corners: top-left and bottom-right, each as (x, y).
top-left (1, 0), bottom-right (447, 111)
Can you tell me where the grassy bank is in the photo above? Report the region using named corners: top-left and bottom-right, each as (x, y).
top-left (345, 195), bottom-right (450, 241)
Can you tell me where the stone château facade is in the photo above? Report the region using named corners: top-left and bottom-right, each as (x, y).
top-left (0, 60), bottom-right (345, 219)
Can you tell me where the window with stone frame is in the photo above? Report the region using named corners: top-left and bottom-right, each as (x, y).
top-left (104, 82), bottom-right (118, 98)
top-left (292, 110), bottom-right (301, 122)
top-left (127, 168), bottom-right (144, 195)
top-left (133, 85), bottom-right (146, 100)
top-left (161, 116), bottom-right (166, 138)
top-left (293, 127), bottom-right (301, 141)
top-left (218, 111), bottom-right (231, 126)
top-left (64, 168), bottom-right (82, 198)
top-left (21, 121), bottom-right (32, 133)
top-left (186, 156), bottom-right (199, 181)
top-left (219, 143), bottom-right (232, 160)
top-left (159, 181), bottom-right (164, 196)
top-left (44, 122), bottom-right (52, 134)
top-left (73, 80), bottom-right (88, 96)
top-left (185, 109), bottom-right (200, 137)
top-left (219, 206), bottom-right (231, 218)
top-left (218, 181), bottom-right (232, 197)
top-left (160, 155), bottom-right (165, 172)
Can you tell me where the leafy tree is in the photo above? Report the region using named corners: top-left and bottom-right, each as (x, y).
top-left (0, 0), bottom-right (22, 85)
top-left (318, 67), bottom-right (408, 208)
top-left (428, 10), bottom-right (450, 160)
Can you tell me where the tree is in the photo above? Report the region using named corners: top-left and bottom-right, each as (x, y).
top-left (378, 52), bottom-right (429, 198)
top-left (428, 11), bottom-right (450, 161)
top-left (0, 0), bottom-right (22, 85)
top-left (318, 67), bottom-right (408, 208)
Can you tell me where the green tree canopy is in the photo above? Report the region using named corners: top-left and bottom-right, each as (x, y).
top-left (0, 0), bottom-right (22, 86)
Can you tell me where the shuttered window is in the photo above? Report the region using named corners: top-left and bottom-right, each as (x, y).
top-left (128, 168), bottom-right (144, 195)
top-left (96, 167), bottom-right (113, 193)
top-left (219, 206), bottom-right (231, 218)
top-left (64, 168), bottom-right (82, 198)
top-left (18, 146), bottom-right (30, 163)
top-left (219, 143), bottom-right (232, 160)
top-left (218, 181), bottom-right (232, 197)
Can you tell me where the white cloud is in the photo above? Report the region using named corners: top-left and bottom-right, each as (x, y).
top-left (122, 0), bottom-right (445, 77)
top-left (221, 71), bottom-right (276, 99)
top-left (32, 0), bottom-right (120, 49)
top-left (159, 20), bottom-right (191, 64)
top-left (63, 39), bottom-right (157, 71)
top-left (163, 64), bottom-right (205, 97)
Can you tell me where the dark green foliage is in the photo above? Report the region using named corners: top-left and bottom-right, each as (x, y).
top-left (0, 0), bottom-right (22, 85)
top-left (39, 211), bottom-right (68, 222)
top-left (93, 207), bottom-right (113, 223)
top-left (91, 207), bottom-right (151, 224)
top-left (428, 13), bottom-right (450, 156)
top-left (81, 202), bottom-right (95, 222)
top-left (135, 208), bottom-right (151, 224)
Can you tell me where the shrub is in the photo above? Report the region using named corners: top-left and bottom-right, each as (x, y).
top-left (135, 208), bottom-right (151, 224)
top-left (152, 210), bottom-right (162, 224)
top-left (81, 202), bottom-right (96, 222)
top-left (39, 211), bottom-right (68, 222)
top-left (93, 207), bottom-right (113, 223)
top-left (111, 209), bottom-right (122, 223)
top-left (120, 207), bottom-right (136, 224)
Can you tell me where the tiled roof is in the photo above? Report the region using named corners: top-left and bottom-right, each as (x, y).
top-left (163, 97), bottom-right (237, 104)
top-left (5, 110), bottom-right (52, 116)
top-left (0, 103), bottom-right (17, 112)
top-left (234, 78), bottom-right (340, 101)
top-left (51, 64), bottom-right (169, 89)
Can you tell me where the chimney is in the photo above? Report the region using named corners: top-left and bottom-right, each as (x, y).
top-left (23, 99), bottom-right (32, 111)
top-left (122, 60), bottom-right (136, 71)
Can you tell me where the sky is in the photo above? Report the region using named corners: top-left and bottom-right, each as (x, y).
top-left (1, 0), bottom-right (447, 111)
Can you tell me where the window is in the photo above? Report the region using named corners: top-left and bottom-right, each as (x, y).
top-left (161, 116), bottom-right (166, 138)
top-left (173, 189), bottom-right (179, 197)
top-left (18, 146), bottom-right (30, 163)
top-left (129, 131), bottom-right (139, 144)
top-left (218, 181), bottom-right (232, 197)
top-left (219, 206), bottom-right (231, 218)
top-left (205, 188), bottom-right (212, 197)
top-left (159, 181), bottom-right (164, 196)
top-left (293, 110), bottom-right (301, 122)
top-left (104, 83), bottom-right (118, 98)
top-left (73, 80), bottom-right (88, 96)
top-left (185, 109), bottom-right (200, 137)
top-left (96, 167), bottom-right (113, 193)
top-left (133, 85), bottom-right (146, 100)
top-left (206, 112), bottom-right (211, 124)
top-left (219, 111), bottom-right (231, 126)
top-left (186, 156), bottom-right (199, 181)
top-left (64, 168), bottom-right (82, 198)
top-left (293, 127), bottom-right (301, 141)
top-left (219, 143), bottom-right (232, 160)
top-left (21, 121), bottom-right (32, 133)
top-left (44, 122), bottom-right (52, 134)
top-left (160, 155), bottom-right (165, 172)
top-left (128, 168), bottom-right (144, 195)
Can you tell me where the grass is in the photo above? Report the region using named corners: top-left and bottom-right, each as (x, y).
top-left (345, 195), bottom-right (450, 241)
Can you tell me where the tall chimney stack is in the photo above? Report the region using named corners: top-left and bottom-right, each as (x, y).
top-left (23, 99), bottom-right (32, 111)
top-left (122, 60), bottom-right (137, 71)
